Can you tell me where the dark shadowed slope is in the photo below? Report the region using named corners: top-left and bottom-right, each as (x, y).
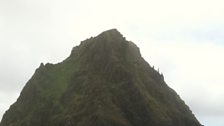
top-left (0, 29), bottom-right (202, 126)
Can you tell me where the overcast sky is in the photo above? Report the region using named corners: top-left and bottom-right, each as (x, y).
top-left (1, 0), bottom-right (224, 125)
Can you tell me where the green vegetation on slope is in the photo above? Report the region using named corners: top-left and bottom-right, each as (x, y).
top-left (0, 29), bottom-right (202, 126)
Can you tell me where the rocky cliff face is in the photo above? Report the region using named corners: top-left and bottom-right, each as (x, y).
top-left (0, 29), bottom-right (202, 126)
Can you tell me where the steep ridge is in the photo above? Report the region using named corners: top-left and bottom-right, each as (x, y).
top-left (0, 29), bottom-right (202, 126)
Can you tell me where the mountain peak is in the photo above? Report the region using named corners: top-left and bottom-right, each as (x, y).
top-left (102, 28), bottom-right (119, 33)
top-left (99, 28), bottom-right (121, 36)
top-left (0, 29), bottom-right (202, 126)
top-left (96, 28), bottom-right (125, 41)
top-left (69, 29), bottom-right (140, 63)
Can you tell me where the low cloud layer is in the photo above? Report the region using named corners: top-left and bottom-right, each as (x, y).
top-left (1, 0), bottom-right (224, 125)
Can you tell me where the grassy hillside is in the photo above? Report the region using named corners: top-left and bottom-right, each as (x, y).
top-left (0, 29), bottom-right (202, 126)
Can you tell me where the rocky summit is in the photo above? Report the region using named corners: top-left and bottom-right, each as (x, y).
top-left (0, 29), bottom-right (202, 126)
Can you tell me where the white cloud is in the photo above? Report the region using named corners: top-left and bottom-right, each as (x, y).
top-left (0, 92), bottom-right (19, 120)
top-left (137, 38), bottom-right (224, 118)
top-left (1, 0), bottom-right (224, 125)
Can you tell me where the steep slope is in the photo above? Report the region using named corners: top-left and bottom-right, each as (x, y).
top-left (0, 29), bottom-right (202, 126)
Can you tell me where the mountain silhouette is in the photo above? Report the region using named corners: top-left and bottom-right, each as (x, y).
top-left (0, 29), bottom-right (202, 126)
